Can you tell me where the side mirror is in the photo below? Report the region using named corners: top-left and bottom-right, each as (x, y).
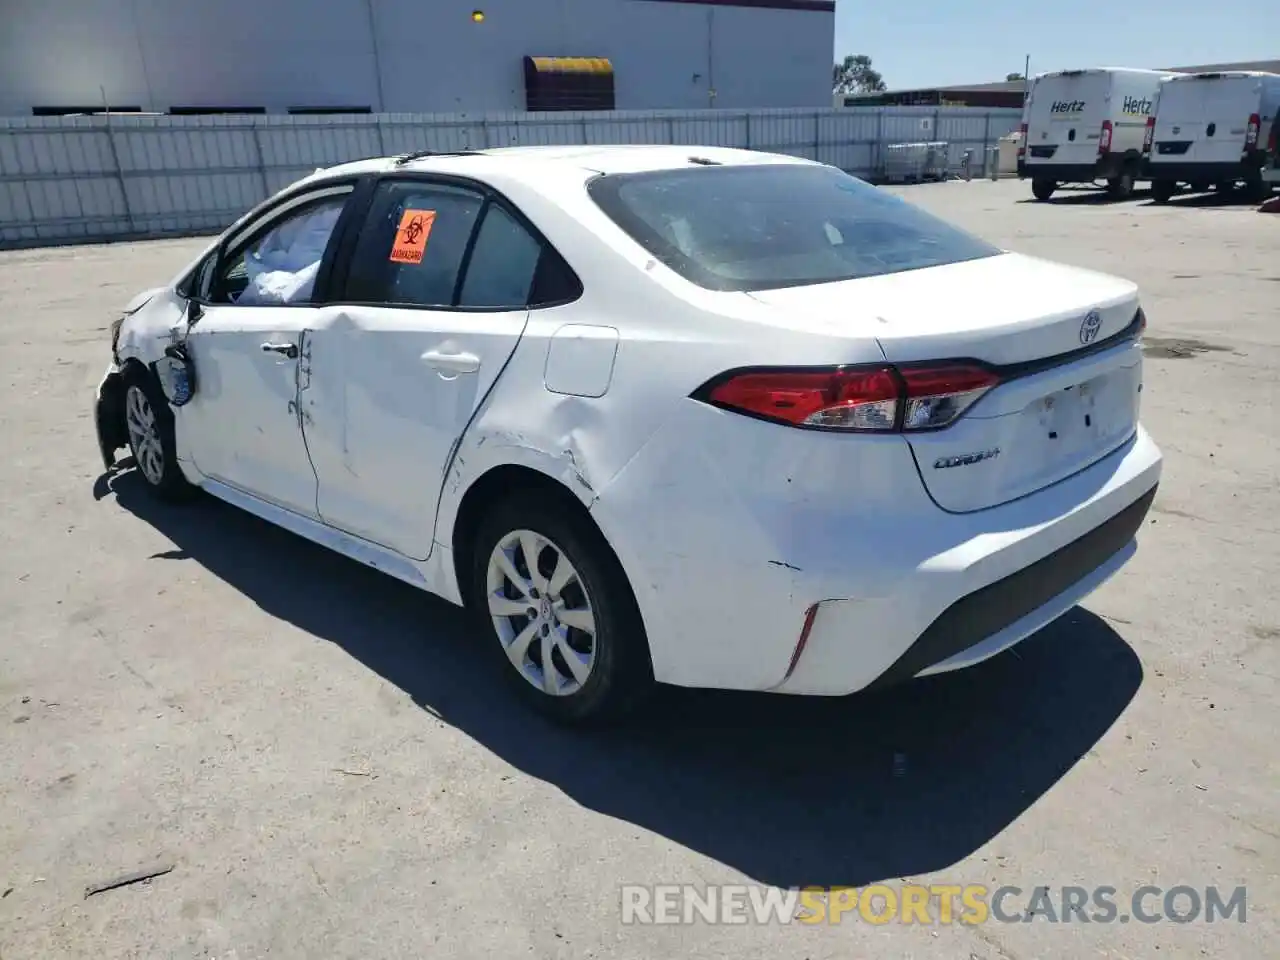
top-left (186, 299), bottom-right (204, 326)
top-left (156, 344), bottom-right (196, 407)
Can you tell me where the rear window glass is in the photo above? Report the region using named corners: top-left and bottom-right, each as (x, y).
top-left (587, 163), bottom-right (1001, 292)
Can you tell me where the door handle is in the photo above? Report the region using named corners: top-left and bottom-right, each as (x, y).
top-left (421, 348), bottom-right (481, 375)
top-left (261, 342), bottom-right (299, 359)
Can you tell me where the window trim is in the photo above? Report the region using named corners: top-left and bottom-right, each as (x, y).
top-left (328, 172), bottom-right (583, 314)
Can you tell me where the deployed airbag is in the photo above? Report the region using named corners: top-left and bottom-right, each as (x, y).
top-left (237, 202), bottom-right (342, 306)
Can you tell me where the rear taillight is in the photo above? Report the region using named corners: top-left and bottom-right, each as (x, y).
top-left (1098, 120), bottom-right (1113, 155)
top-left (697, 363), bottom-right (1000, 433)
top-left (898, 365), bottom-right (1001, 430)
top-left (1142, 116), bottom-right (1155, 153)
top-left (1017, 122), bottom-right (1027, 159)
top-left (1245, 112), bottom-right (1261, 149)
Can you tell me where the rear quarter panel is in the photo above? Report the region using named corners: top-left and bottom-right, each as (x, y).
top-left (429, 164), bottom-right (889, 624)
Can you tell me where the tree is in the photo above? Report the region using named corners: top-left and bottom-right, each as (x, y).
top-left (1005, 72), bottom-right (1025, 82)
top-left (833, 55), bottom-right (887, 95)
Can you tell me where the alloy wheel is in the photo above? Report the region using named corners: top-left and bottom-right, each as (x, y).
top-left (486, 529), bottom-right (597, 696)
top-left (125, 384), bottom-right (165, 486)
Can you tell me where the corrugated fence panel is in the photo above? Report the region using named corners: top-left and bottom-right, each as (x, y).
top-left (747, 110), bottom-right (822, 160)
top-left (487, 115), bottom-right (589, 148)
top-left (0, 106), bottom-right (1021, 248)
top-left (816, 109), bottom-right (882, 174)
top-left (581, 113), bottom-right (675, 145)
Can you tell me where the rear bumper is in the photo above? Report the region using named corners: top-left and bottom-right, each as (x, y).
top-left (774, 429), bottom-right (1161, 695)
top-left (1145, 154), bottom-right (1268, 182)
top-left (1017, 155), bottom-right (1130, 182)
top-left (865, 484), bottom-right (1155, 689)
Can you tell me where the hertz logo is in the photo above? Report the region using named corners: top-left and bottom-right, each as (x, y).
top-left (1050, 99), bottom-right (1085, 114)
top-left (1122, 95), bottom-right (1153, 116)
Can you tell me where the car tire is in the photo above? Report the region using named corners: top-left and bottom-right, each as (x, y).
top-left (122, 365), bottom-right (197, 502)
top-left (1106, 170), bottom-right (1135, 200)
top-left (1031, 178), bottom-right (1056, 202)
top-left (470, 492), bottom-right (654, 725)
top-left (1150, 179), bottom-right (1177, 203)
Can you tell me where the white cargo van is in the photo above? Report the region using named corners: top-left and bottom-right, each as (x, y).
top-left (1144, 71), bottom-right (1280, 201)
top-left (1018, 67), bottom-right (1174, 201)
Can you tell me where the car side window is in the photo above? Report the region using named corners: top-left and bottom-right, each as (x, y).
top-left (344, 182), bottom-right (484, 308)
top-left (209, 195), bottom-right (349, 306)
top-left (456, 203), bottom-right (543, 309)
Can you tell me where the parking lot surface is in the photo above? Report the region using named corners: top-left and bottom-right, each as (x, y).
top-left (1, 179), bottom-right (1277, 959)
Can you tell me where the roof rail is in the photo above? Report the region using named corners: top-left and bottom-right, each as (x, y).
top-left (393, 149), bottom-right (484, 166)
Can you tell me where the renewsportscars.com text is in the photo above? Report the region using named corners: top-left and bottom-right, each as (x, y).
top-left (620, 883), bottom-right (1247, 926)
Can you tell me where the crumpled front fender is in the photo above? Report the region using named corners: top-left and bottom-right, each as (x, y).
top-left (94, 364), bottom-right (128, 470)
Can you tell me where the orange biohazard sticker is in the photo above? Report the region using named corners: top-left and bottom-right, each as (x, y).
top-left (389, 208), bottom-right (436, 264)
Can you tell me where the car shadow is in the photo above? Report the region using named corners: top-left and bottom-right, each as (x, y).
top-left (1016, 187), bottom-right (1149, 206)
top-left (1137, 190), bottom-right (1268, 209)
top-left (103, 469), bottom-right (1144, 890)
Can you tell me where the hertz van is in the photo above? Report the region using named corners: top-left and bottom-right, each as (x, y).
top-left (1144, 71), bottom-right (1280, 202)
top-left (1018, 67), bottom-right (1173, 201)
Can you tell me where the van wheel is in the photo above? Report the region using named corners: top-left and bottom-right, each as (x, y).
top-left (1151, 180), bottom-right (1177, 203)
top-left (1031, 178), bottom-right (1056, 201)
top-left (1243, 173), bottom-right (1270, 202)
top-left (1106, 170), bottom-right (1135, 200)
top-left (470, 492), bottom-right (654, 725)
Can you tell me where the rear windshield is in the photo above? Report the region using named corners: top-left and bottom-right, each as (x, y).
top-left (586, 163), bottom-right (1001, 292)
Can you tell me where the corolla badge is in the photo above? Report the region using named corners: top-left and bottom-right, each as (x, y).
top-left (934, 448), bottom-right (1000, 470)
top-left (1079, 310), bottom-right (1103, 345)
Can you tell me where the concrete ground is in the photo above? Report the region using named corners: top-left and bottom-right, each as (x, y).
top-left (0, 179), bottom-right (1276, 960)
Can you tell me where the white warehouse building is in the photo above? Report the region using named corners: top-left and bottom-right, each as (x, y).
top-left (0, 0), bottom-right (836, 116)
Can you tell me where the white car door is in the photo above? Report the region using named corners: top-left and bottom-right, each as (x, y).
top-left (302, 178), bottom-right (563, 559)
top-left (178, 184), bottom-right (357, 515)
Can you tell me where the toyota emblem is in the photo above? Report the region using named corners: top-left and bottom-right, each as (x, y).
top-left (1079, 310), bottom-right (1102, 344)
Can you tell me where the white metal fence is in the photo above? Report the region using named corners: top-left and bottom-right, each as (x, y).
top-left (0, 106), bottom-right (1021, 247)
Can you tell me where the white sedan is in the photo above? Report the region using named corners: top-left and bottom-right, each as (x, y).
top-left (95, 145), bottom-right (1162, 724)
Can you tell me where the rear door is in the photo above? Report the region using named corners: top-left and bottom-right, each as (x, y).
top-left (1155, 75), bottom-right (1260, 165)
top-left (302, 177), bottom-right (552, 559)
top-left (1026, 72), bottom-right (1109, 168)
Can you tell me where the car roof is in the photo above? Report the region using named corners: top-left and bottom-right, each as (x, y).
top-left (304, 144), bottom-right (817, 187)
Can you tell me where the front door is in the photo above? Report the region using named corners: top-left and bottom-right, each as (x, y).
top-left (182, 304), bottom-right (321, 514)
top-left (302, 178), bottom-right (547, 559)
top-left (178, 186), bottom-right (356, 516)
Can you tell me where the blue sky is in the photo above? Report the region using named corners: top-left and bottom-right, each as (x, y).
top-left (835, 1), bottom-right (1279, 90)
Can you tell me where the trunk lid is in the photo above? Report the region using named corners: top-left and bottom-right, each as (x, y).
top-left (746, 253), bottom-right (1144, 513)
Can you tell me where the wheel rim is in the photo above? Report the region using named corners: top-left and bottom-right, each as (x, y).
top-left (125, 385), bottom-right (165, 486)
top-left (486, 529), bottom-right (597, 696)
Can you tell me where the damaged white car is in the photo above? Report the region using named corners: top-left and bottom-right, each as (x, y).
top-left (96, 145), bottom-right (1162, 724)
